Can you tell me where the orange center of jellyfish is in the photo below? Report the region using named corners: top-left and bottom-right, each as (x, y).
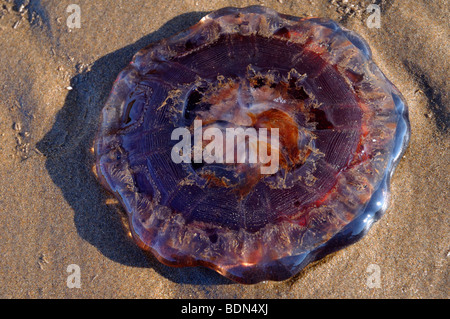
top-left (185, 75), bottom-right (315, 197)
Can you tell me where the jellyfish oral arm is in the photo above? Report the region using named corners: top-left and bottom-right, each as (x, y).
top-left (170, 120), bottom-right (280, 174)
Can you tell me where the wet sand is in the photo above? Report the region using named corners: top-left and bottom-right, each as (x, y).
top-left (0, 0), bottom-right (448, 298)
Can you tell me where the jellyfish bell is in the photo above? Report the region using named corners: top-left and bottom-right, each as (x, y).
top-left (94, 6), bottom-right (410, 284)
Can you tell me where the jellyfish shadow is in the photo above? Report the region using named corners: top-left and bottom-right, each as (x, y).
top-left (36, 11), bottom-right (233, 286)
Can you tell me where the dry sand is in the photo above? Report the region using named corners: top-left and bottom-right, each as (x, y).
top-left (0, 0), bottom-right (448, 298)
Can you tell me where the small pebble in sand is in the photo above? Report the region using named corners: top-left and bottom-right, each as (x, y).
top-left (13, 122), bottom-right (21, 132)
top-left (12, 19), bottom-right (21, 29)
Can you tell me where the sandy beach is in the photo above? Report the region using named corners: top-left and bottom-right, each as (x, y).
top-left (0, 0), bottom-right (448, 298)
